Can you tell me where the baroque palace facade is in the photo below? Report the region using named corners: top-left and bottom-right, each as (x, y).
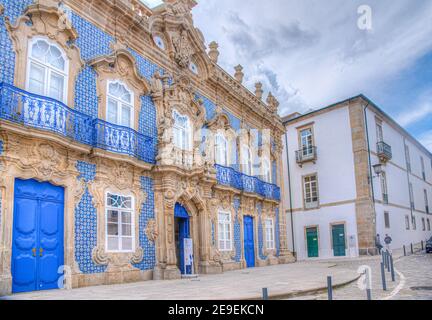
top-left (0, 0), bottom-right (294, 295)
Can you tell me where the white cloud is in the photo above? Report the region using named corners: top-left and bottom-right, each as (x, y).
top-left (419, 131), bottom-right (432, 153)
top-left (192, 0), bottom-right (432, 116)
top-left (396, 103), bottom-right (432, 127)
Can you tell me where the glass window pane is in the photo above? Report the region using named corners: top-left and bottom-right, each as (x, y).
top-left (107, 223), bottom-right (118, 236)
top-left (121, 104), bottom-right (131, 127)
top-left (122, 237), bottom-right (133, 251)
top-left (107, 99), bottom-right (118, 124)
top-left (122, 224), bottom-right (132, 236)
top-left (107, 236), bottom-right (119, 251)
top-left (122, 211), bottom-right (132, 224)
top-left (28, 63), bottom-right (46, 95)
top-left (32, 40), bottom-right (49, 61)
top-left (48, 46), bottom-right (65, 70)
top-left (107, 210), bottom-right (119, 223)
top-left (49, 72), bottom-right (64, 101)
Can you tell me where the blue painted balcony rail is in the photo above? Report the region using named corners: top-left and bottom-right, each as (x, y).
top-left (0, 83), bottom-right (156, 164)
top-left (215, 164), bottom-right (281, 201)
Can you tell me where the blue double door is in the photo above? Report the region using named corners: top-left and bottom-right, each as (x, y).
top-left (11, 179), bottom-right (65, 293)
top-left (243, 216), bottom-right (255, 268)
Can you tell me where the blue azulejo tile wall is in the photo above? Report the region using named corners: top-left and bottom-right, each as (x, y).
top-left (257, 202), bottom-right (267, 261)
top-left (75, 161), bottom-right (107, 274)
top-left (74, 66), bottom-right (99, 118)
top-left (0, 139), bottom-right (3, 155)
top-left (234, 197), bottom-right (242, 263)
top-left (0, 0), bottom-right (34, 85)
top-left (133, 176), bottom-right (156, 271)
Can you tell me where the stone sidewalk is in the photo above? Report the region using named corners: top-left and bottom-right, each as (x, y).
top-left (2, 262), bottom-right (359, 300)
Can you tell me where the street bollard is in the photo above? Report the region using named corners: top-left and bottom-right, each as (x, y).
top-left (387, 251), bottom-right (391, 272)
top-left (390, 254), bottom-right (395, 282)
top-left (364, 270), bottom-right (372, 300)
top-left (380, 262), bottom-right (387, 291)
top-left (411, 243), bottom-right (414, 254)
top-left (327, 276), bottom-right (333, 300)
top-left (403, 245), bottom-right (406, 256)
top-left (421, 241), bottom-right (424, 251)
top-left (262, 288), bottom-right (269, 300)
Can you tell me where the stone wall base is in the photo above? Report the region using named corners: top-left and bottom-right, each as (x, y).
top-left (0, 276), bottom-right (12, 297)
top-left (71, 270), bottom-right (153, 289)
top-left (359, 247), bottom-right (379, 256)
top-left (220, 261), bottom-right (240, 273)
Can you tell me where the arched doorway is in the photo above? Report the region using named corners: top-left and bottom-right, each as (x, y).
top-left (174, 203), bottom-right (193, 275)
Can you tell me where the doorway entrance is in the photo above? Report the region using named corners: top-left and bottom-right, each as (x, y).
top-left (174, 203), bottom-right (192, 275)
top-left (243, 216), bottom-right (255, 268)
top-left (11, 178), bottom-right (65, 293)
top-left (306, 227), bottom-right (319, 258)
top-left (332, 224), bottom-right (346, 257)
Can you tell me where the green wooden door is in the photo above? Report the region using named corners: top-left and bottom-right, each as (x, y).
top-left (332, 224), bottom-right (346, 257)
top-left (306, 227), bottom-right (319, 258)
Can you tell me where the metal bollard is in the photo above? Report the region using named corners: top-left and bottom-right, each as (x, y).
top-left (387, 251), bottom-right (391, 272)
top-left (390, 254), bottom-right (395, 282)
top-left (380, 262), bottom-right (387, 291)
top-left (403, 245), bottom-right (406, 256)
top-left (421, 241), bottom-right (424, 251)
top-left (411, 243), bottom-right (414, 254)
top-left (262, 288), bottom-right (269, 300)
top-left (327, 276), bottom-right (333, 300)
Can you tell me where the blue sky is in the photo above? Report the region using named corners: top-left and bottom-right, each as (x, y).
top-left (189, 0), bottom-right (432, 150)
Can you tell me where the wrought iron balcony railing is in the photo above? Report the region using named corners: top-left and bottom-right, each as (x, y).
top-left (295, 146), bottom-right (317, 165)
top-left (0, 83), bottom-right (156, 164)
top-left (215, 164), bottom-right (281, 201)
top-left (377, 141), bottom-right (392, 162)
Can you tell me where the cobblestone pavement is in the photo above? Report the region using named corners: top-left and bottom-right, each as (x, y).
top-left (1, 262), bottom-right (358, 300)
top-left (289, 251), bottom-right (432, 300)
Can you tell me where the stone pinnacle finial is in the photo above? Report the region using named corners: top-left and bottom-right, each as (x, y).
top-left (208, 41), bottom-right (219, 63)
top-left (234, 65), bottom-right (244, 83)
top-left (255, 82), bottom-right (263, 100)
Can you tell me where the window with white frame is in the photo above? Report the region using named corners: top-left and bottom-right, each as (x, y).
top-left (262, 158), bottom-right (271, 183)
top-left (27, 38), bottom-right (68, 103)
top-left (300, 128), bottom-right (314, 156)
top-left (218, 211), bottom-right (232, 251)
top-left (384, 211), bottom-right (390, 229)
top-left (405, 215), bottom-right (410, 230)
top-left (422, 218), bottom-right (426, 231)
top-left (376, 121), bottom-right (383, 143)
top-left (412, 216), bottom-right (417, 230)
top-left (428, 219), bottom-right (431, 231)
top-left (304, 174), bottom-right (319, 209)
top-left (381, 172), bottom-right (388, 204)
top-left (265, 218), bottom-right (275, 250)
top-left (173, 110), bottom-right (192, 151)
top-left (425, 189), bottom-right (429, 214)
top-left (106, 193), bottom-right (135, 252)
top-left (215, 133), bottom-right (228, 166)
top-left (409, 183), bottom-right (415, 210)
top-left (241, 144), bottom-right (253, 175)
top-left (405, 145), bottom-right (411, 172)
top-left (107, 81), bottom-right (134, 128)
top-left (421, 156), bottom-right (426, 181)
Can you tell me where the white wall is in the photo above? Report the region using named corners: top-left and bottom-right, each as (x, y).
top-left (366, 107), bottom-right (432, 248)
top-left (283, 106), bottom-right (359, 260)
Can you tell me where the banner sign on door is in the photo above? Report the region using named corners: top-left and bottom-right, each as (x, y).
top-left (184, 238), bottom-right (194, 274)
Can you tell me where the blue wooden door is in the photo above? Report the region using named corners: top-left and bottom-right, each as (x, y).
top-left (12, 179), bottom-right (64, 293)
top-left (175, 203), bottom-right (191, 275)
top-left (243, 216), bottom-right (255, 268)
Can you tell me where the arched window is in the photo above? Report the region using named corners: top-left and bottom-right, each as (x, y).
top-left (173, 110), bottom-right (191, 151)
top-left (262, 158), bottom-right (271, 183)
top-left (26, 38), bottom-right (68, 103)
top-left (241, 145), bottom-right (252, 176)
top-left (107, 81), bottom-right (134, 128)
top-left (215, 133), bottom-right (228, 166)
top-left (189, 60), bottom-right (199, 75)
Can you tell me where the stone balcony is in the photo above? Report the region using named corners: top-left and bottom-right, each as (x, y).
top-left (295, 146), bottom-right (317, 166)
top-left (215, 164), bottom-right (281, 201)
top-left (377, 141), bottom-right (392, 163)
top-left (0, 82), bottom-right (156, 164)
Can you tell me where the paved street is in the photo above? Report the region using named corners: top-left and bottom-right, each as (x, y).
top-left (2, 250), bottom-right (430, 300)
top-left (289, 251), bottom-right (432, 300)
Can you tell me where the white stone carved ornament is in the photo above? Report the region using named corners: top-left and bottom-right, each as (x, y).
top-left (172, 29), bottom-right (194, 69)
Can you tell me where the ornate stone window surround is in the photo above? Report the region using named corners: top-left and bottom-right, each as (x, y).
top-left (6, 4), bottom-right (83, 108)
top-left (89, 49), bottom-right (150, 132)
top-left (172, 109), bottom-right (192, 151)
top-left (264, 217), bottom-right (275, 250)
top-left (104, 190), bottom-right (136, 253)
top-left (25, 36), bottom-right (70, 104)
